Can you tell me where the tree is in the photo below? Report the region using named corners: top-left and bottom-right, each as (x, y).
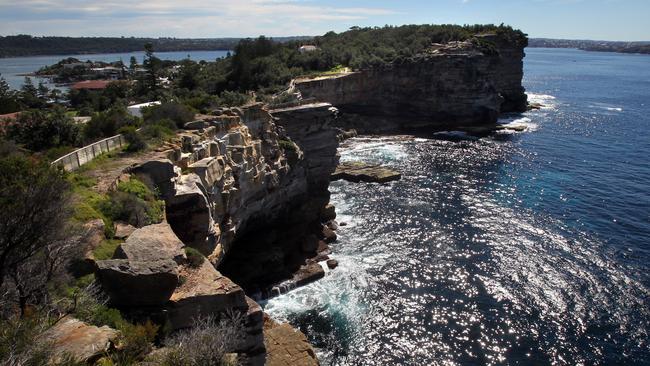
top-left (142, 102), bottom-right (194, 129)
top-left (8, 107), bottom-right (81, 151)
top-left (0, 155), bottom-right (72, 316)
top-left (37, 81), bottom-right (49, 100)
top-left (129, 56), bottom-right (138, 74)
top-left (19, 77), bottom-right (43, 109)
top-left (0, 74), bottom-right (20, 114)
top-left (84, 104), bottom-right (137, 141)
top-left (143, 43), bottom-right (158, 93)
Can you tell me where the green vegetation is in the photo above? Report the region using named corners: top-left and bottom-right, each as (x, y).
top-left (92, 239), bottom-right (123, 260)
top-left (184, 247), bottom-right (205, 268)
top-left (143, 101), bottom-right (195, 128)
top-left (84, 104), bottom-right (138, 141)
top-left (279, 139), bottom-right (297, 151)
top-left (7, 107), bottom-right (81, 151)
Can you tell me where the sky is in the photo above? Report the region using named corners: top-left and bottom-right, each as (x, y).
top-left (0, 0), bottom-right (648, 41)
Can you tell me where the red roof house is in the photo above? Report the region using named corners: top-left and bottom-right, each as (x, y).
top-left (71, 80), bottom-right (112, 90)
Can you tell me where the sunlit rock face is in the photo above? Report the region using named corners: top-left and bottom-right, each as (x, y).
top-left (294, 34), bottom-right (527, 133)
top-left (131, 103), bottom-right (339, 290)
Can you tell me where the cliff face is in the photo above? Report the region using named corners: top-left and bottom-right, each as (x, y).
top-left (95, 103), bottom-right (339, 364)
top-left (294, 34), bottom-right (527, 133)
top-left (129, 104), bottom-right (339, 291)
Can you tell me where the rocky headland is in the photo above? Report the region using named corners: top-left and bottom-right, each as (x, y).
top-left (294, 34), bottom-right (528, 135)
top-left (69, 31), bottom-right (528, 365)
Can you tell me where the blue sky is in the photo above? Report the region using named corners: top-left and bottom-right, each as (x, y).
top-left (0, 0), bottom-right (648, 41)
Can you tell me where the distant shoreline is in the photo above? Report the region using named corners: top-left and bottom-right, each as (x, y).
top-left (0, 48), bottom-right (233, 59)
top-left (0, 35), bottom-right (310, 58)
top-left (528, 38), bottom-right (650, 55)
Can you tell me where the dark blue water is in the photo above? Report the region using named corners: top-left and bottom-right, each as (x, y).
top-left (265, 48), bottom-right (650, 365)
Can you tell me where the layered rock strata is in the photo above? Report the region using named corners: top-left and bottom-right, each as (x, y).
top-left (93, 103), bottom-right (340, 363)
top-left (294, 34), bottom-right (527, 134)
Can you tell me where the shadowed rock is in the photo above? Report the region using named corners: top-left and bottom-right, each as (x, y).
top-left (95, 259), bottom-right (179, 307)
top-left (332, 161), bottom-right (401, 183)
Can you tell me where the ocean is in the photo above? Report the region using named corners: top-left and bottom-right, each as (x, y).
top-left (0, 50), bottom-right (230, 90)
top-left (264, 48), bottom-right (650, 365)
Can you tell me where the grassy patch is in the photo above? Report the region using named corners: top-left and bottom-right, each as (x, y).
top-left (184, 247), bottom-right (205, 268)
top-left (93, 239), bottom-right (123, 260)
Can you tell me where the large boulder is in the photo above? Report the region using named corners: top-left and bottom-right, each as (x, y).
top-left (95, 259), bottom-right (179, 307)
top-left (114, 223), bottom-right (186, 264)
top-left (41, 316), bottom-right (118, 364)
top-left (129, 159), bottom-right (178, 199)
top-left (166, 261), bottom-right (247, 330)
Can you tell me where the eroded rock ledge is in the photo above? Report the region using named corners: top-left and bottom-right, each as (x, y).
top-left (332, 161), bottom-right (401, 183)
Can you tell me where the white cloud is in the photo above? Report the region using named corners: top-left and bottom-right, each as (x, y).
top-left (0, 0), bottom-right (397, 37)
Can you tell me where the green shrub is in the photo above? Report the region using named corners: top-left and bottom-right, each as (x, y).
top-left (279, 139), bottom-right (297, 151)
top-left (8, 107), bottom-right (81, 151)
top-left (84, 105), bottom-right (139, 141)
top-left (159, 314), bottom-right (244, 366)
top-left (119, 126), bottom-right (146, 152)
top-left (111, 321), bottom-right (159, 365)
top-left (142, 102), bottom-right (195, 129)
top-left (184, 247), bottom-right (205, 268)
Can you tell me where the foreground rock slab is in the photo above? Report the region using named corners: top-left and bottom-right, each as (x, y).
top-left (41, 316), bottom-right (118, 364)
top-left (264, 317), bottom-right (319, 366)
top-left (331, 161), bottom-right (401, 183)
top-left (95, 259), bottom-right (179, 307)
top-left (114, 222), bottom-right (186, 264)
top-left (167, 260), bottom-right (247, 331)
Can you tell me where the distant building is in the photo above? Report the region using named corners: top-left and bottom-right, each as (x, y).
top-left (299, 45), bottom-right (319, 53)
top-left (71, 80), bottom-right (112, 90)
top-left (127, 101), bottom-right (161, 118)
top-left (90, 66), bottom-right (123, 80)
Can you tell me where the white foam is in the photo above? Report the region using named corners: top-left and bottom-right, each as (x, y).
top-left (589, 103), bottom-right (624, 112)
top-left (526, 92), bottom-right (557, 110)
top-left (497, 116), bottom-right (539, 132)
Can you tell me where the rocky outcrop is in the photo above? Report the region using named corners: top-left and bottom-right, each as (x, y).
top-left (95, 258), bottom-right (179, 307)
top-left (91, 103), bottom-right (340, 364)
top-left (264, 317), bottom-right (320, 366)
top-left (167, 260), bottom-right (247, 331)
top-left (294, 35), bottom-right (527, 134)
top-left (114, 223), bottom-right (186, 264)
top-left (41, 316), bottom-right (119, 365)
top-left (332, 161), bottom-right (402, 183)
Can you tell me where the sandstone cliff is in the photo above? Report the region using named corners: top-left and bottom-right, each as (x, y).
top-left (293, 34), bottom-right (527, 133)
top-left (92, 103), bottom-right (338, 364)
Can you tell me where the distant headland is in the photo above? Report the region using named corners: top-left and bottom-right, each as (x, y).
top-left (0, 35), bottom-right (310, 58)
top-left (529, 38), bottom-right (650, 54)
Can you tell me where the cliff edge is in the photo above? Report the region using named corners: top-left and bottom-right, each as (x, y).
top-left (294, 33), bottom-right (527, 133)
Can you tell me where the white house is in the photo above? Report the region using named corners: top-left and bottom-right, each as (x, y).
top-left (127, 101), bottom-right (161, 118)
top-left (299, 45), bottom-right (319, 53)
